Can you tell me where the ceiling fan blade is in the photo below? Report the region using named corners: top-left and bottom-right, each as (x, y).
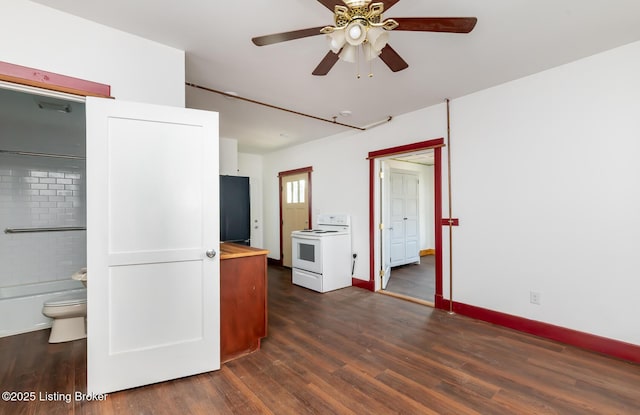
top-left (316, 0), bottom-right (342, 12)
top-left (383, 0), bottom-right (402, 11)
top-left (252, 26), bottom-right (325, 46)
top-left (312, 51), bottom-right (340, 76)
top-left (391, 17), bottom-right (478, 33)
top-left (379, 44), bottom-right (409, 72)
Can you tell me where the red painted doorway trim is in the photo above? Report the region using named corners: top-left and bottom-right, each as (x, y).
top-left (362, 138), bottom-right (444, 295)
top-left (0, 61), bottom-right (111, 98)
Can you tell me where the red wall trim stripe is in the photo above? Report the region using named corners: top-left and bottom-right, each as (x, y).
top-left (352, 277), bottom-right (374, 290)
top-left (0, 61), bottom-right (111, 98)
top-left (436, 300), bottom-right (640, 364)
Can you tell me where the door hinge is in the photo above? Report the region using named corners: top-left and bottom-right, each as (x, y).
top-left (379, 223), bottom-right (384, 230)
top-left (379, 269), bottom-right (385, 278)
top-left (379, 170), bottom-right (384, 179)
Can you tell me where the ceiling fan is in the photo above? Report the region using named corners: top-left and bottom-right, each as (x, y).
top-left (251, 0), bottom-right (477, 76)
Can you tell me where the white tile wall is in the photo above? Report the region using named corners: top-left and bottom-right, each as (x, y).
top-left (0, 154), bottom-right (86, 289)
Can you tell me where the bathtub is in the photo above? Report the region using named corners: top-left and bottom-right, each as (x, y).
top-left (0, 279), bottom-right (86, 338)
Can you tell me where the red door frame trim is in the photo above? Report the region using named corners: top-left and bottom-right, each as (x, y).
top-left (0, 61), bottom-right (111, 98)
top-left (277, 166), bottom-right (313, 266)
top-left (361, 138), bottom-right (444, 292)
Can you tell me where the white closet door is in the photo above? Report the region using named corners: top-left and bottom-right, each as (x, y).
top-left (86, 97), bottom-right (220, 394)
top-left (403, 173), bottom-right (420, 264)
top-left (389, 170), bottom-right (420, 266)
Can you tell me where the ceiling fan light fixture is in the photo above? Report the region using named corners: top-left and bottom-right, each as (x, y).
top-left (345, 20), bottom-right (367, 45)
top-left (339, 44), bottom-right (358, 63)
top-left (250, 0), bottom-right (477, 77)
top-left (327, 29), bottom-right (346, 53)
top-left (362, 43), bottom-right (380, 61)
top-left (367, 26), bottom-right (389, 53)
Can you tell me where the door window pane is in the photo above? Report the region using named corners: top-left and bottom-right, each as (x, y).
top-left (286, 179), bottom-right (306, 205)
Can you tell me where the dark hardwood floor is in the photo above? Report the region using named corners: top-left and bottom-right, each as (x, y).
top-left (385, 255), bottom-right (435, 302)
top-left (1, 265), bottom-right (639, 414)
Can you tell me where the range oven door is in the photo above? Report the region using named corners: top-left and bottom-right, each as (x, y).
top-left (291, 235), bottom-right (322, 274)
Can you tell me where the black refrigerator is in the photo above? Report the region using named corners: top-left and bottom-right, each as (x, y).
top-left (220, 175), bottom-right (250, 245)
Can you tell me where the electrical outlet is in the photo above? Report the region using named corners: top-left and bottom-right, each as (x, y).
top-left (530, 291), bottom-right (541, 305)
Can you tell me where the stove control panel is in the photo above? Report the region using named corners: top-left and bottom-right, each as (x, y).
top-left (317, 214), bottom-right (350, 227)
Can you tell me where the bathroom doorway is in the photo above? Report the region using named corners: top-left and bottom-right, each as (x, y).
top-left (0, 85), bottom-right (88, 338)
top-left (1, 64), bottom-right (223, 394)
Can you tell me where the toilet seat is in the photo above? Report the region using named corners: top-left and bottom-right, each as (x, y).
top-left (44, 293), bottom-right (86, 307)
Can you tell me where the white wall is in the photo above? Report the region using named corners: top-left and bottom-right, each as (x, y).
top-left (450, 40), bottom-right (640, 345)
top-left (1, 1), bottom-right (185, 107)
top-left (239, 153), bottom-right (264, 248)
top-left (263, 40), bottom-right (640, 345)
top-left (219, 138), bottom-right (239, 175)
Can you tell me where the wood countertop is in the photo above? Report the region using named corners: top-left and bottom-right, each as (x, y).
top-left (220, 242), bottom-right (269, 260)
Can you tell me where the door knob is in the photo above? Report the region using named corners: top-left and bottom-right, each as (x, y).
top-left (206, 249), bottom-right (217, 258)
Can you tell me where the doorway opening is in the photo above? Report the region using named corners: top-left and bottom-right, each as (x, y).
top-left (0, 61), bottom-right (108, 338)
top-left (367, 139), bottom-right (443, 306)
top-left (381, 154), bottom-right (435, 304)
top-left (278, 166), bottom-right (312, 267)
top-left (0, 83), bottom-right (88, 338)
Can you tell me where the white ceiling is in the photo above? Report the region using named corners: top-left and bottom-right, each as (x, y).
top-left (32, 0), bottom-right (640, 154)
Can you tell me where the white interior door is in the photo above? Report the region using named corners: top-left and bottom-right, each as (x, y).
top-left (390, 170), bottom-right (420, 266)
top-left (404, 173), bottom-right (420, 263)
top-left (86, 97), bottom-right (220, 394)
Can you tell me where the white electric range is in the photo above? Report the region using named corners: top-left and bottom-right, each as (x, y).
top-left (291, 214), bottom-right (352, 293)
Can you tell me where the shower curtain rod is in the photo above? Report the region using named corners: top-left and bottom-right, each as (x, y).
top-left (4, 226), bottom-right (86, 234)
top-left (0, 149), bottom-right (85, 160)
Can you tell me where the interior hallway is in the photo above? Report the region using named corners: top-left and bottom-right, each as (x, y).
top-left (1, 265), bottom-right (638, 414)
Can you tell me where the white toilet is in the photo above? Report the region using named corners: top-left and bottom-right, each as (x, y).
top-left (42, 268), bottom-right (87, 343)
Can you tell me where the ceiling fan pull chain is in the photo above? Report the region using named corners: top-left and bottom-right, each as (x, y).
top-left (356, 45), bottom-right (361, 78)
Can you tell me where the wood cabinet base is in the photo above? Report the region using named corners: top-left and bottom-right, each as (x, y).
top-left (220, 246), bottom-right (268, 363)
